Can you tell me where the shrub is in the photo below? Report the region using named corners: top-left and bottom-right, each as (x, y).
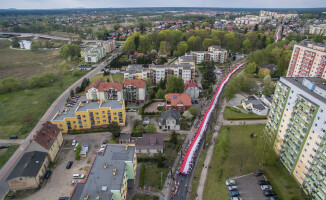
top-left (140, 165), bottom-right (145, 188)
top-left (226, 105), bottom-right (241, 113)
top-left (225, 116), bottom-right (267, 120)
top-left (217, 168), bottom-right (223, 181)
top-left (75, 144), bottom-right (82, 160)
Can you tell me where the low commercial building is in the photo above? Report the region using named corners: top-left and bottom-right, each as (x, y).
top-left (135, 134), bottom-right (164, 154)
top-left (242, 96), bottom-right (269, 116)
top-left (184, 79), bottom-right (201, 99)
top-left (309, 24), bottom-right (326, 36)
top-left (7, 151), bottom-right (49, 190)
top-left (26, 121), bottom-right (63, 162)
top-left (51, 100), bottom-right (126, 133)
top-left (158, 110), bottom-right (181, 131)
top-left (81, 46), bottom-right (106, 63)
top-left (70, 144), bottom-right (137, 200)
top-left (165, 93), bottom-right (192, 111)
top-left (86, 80), bottom-right (123, 101)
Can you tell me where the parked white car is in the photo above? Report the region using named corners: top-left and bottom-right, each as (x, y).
top-left (261, 185), bottom-right (272, 190)
top-left (73, 174), bottom-right (85, 179)
top-left (158, 103), bottom-right (165, 107)
top-left (226, 179), bottom-right (236, 186)
top-left (72, 140), bottom-right (77, 146)
top-left (71, 180), bottom-right (80, 185)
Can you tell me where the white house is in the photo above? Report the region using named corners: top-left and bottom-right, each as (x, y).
top-left (184, 79), bottom-right (201, 99)
top-left (158, 110), bottom-right (181, 131)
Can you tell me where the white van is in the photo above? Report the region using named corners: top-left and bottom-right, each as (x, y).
top-left (73, 174), bottom-right (85, 179)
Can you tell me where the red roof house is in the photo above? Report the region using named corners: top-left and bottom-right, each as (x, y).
top-left (165, 93), bottom-right (192, 111)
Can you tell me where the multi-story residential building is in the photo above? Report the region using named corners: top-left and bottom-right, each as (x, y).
top-left (147, 64), bottom-right (195, 84)
top-left (309, 24), bottom-right (326, 36)
top-left (97, 40), bottom-right (116, 54)
top-left (86, 80), bottom-right (123, 101)
top-left (26, 121), bottom-right (63, 162)
top-left (259, 10), bottom-right (298, 19)
top-left (165, 93), bottom-right (192, 111)
top-left (51, 100), bottom-right (126, 133)
top-left (190, 46), bottom-right (228, 64)
top-left (81, 46), bottom-right (106, 63)
top-left (287, 42), bottom-right (326, 78)
top-left (123, 64), bottom-right (145, 80)
top-left (7, 151), bottom-right (49, 190)
top-left (70, 144), bottom-right (137, 200)
top-left (122, 79), bottom-right (146, 104)
top-left (234, 15), bottom-right (272, 25)
top-left (265, 77), bottom-right (326, 199)
top-left (175, 54), bottom-right (196, 66)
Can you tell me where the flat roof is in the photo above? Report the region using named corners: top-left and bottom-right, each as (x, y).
top-left (52, 109), bottom-right (76, 121)
top-left (76, 100), bottom-right (124, 112)
top-left (71, 145), bottom-right (135, 200)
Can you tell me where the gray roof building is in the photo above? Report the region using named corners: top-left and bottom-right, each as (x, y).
top-left (7, 151), bottom-right (48, 180)
top-left (158, 110), bottom-right (180, 126)
top-left (135, 134), bottom-right (164, 151)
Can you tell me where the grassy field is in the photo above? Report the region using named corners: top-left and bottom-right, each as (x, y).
top-left (223, 108), bottom-right (266, 120)
top-left (48, 31), bottom-right (80, 38)
top-left (0, 71), bottom-right (87, 139)
top-left (132, 194), bottom-right (159, 200)
top-left (142, 162), bottom-right (169, 192)
top-left (203, 125), bottom-right (305, 200)
top-left (0, 145), bottom-right (19, 169)
top-left (111, 74), bottom-right (124, 82)
top-left (89, 73), bottom-right (109, 83)
top-left (0, 39), bottom-right (64, 79)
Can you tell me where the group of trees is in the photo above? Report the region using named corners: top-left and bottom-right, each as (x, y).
top-left (223, 73), bottom-right (257, 101)
top-left (59, 44), bottom-right (81, 62)
top-left (0, 72), bottom-right (58, 95)
top-left (200, 61), bottom-right (216, 90)
top-left (11, 37), bottom-right (20, 48)
top-left (123, 29), bottom-right (276, 56)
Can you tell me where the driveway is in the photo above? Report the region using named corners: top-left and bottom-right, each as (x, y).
top-left (24, 132), bottom-right (112, 200)
top-left (144, 102), bottom-right (164, 113)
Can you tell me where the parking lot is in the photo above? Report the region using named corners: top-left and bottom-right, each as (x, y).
top-left (230, 173), bottom-right (267, 200)
top-left (24, 132), bottom-right (112, 200)
top-left (144, 101), bottom-right (164, 113)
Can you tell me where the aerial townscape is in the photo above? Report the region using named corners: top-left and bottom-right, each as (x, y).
top-left (0, 1), bottom-right (326, 200)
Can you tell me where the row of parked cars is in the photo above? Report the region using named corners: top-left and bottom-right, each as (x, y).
top-left (67, 94), bottom-right (81, 107)
top-left (226, 179), bottom-right (241, 200)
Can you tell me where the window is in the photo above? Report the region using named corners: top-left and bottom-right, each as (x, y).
top-left (83, 120), bottom-right (86, 122)
top-left (300, 160), bottom-right (302, 164)
top-left (97, 121), bottom-right (100, 123)
top-left (73, 121), bottom-right (76, 124)
top-left (83, 115), bottom-right (86, 118)
top-left (304, 149), bottom-right (307, 152)
top-left (307, 143), bottom-right (310, 146)
top-left (295, 171), bottom-right (298, 175)
top-left (59, 124), bottom-right (62, 127)
top-left (96, 112), bottom-right (99, 115)
top-left (102, 111), bottom-right (105, 114)
top-left (103, 120), bottom-right (106, 122)
top-left (300, 177), bottom-right (303, 182)
top-left (96, 117), bottom-right (99, 119)
top-left (114, 117), bottom-right (117, 120)
top-left (84, 124), bottom-right (87, 127)
top-left (297, 165), bottom-right (300, 169)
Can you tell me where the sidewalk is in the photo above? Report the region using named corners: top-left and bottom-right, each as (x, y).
top-left (196, 99), bottom-right (227, 200)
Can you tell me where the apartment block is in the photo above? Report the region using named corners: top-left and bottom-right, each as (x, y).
top-left (265, 77), bottom-right (326, 199)
top-left (190, 46), bottom-right (228, 64)
top-left (70, 144), bottom-right (137, 200)
top-left (51, 100), bottom-right (126, 133)
top-left (122, 79), bottom-right (146, 104)
top-left (123, 64), bottom-right (145, 80)
top-left (81, 46), bottom-right (106, 63)
top-left (287, 42), bottom-right (326, 78)
top-left (96, 40), bottom-right (116, 54)
top-left (309, 24), bottom-right (326, 36)
top-left (147, 64), bottom-right (195, 84)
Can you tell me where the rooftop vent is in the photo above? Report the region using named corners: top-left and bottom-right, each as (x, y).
top-left (101, 186), bottom-right (108, 191)
top-left (125, 145), bottom-right (128, 150)
top-left (113, 167), bottom-right (117, 176)
top-left (104, 163), bottom-right (107, 169)
top-left (83, 193), bottom-right (89, 200)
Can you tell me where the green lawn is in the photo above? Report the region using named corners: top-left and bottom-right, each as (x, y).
top-left (0, 145), bottom-right (19, 169)
top-left (0, 39), bottom-right (64, 79)
top-left (223, 108), bottom-right (266, 120)
top-left (90, 73), bottom-right (108, 83)
top-left (111, 74), bottom-right (124, 82)
top-left (0, 71), bottom-right (87, 139)
top-left (132, 194), bottom-right (159, 200)
top-left (142, 162), bottom-right (169, 192)
top-left (203, 125), bottom-right (305, 200)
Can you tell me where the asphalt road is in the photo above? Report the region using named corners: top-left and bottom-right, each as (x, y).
top-left (0, 48), bottom-right (120, 199)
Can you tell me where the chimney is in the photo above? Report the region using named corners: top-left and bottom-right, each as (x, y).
top-left (104, 163), bottom-right (107, 168)
top-left (113, 167), bottom-right (116, 175)
top-left (83, 193), bottom-right (89, 200)
top-left (125, 145), bottom-right (128, 150)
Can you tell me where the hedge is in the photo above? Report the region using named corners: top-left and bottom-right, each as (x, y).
top-left (217, 168), bottom-right (223, 181)
top-left (139, 100), bottom-right (153, 115)
top-left (140, 165), bottom-right (145, 188)
top-left (226, 105), bottom-right (241, 113)
top-left (225, 116), bottom-right (267, 120)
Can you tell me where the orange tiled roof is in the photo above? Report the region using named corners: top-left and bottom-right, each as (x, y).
top-left (184, 79), bottom-right (199, 90)
top-left (165, 93), bottom-right (192, 107)
top-left (98, 82), bottom-right (123, 92)
top-left (122, 79), bottom-right (146, 88)
top-left (85, 79), bottom-right (105, 91)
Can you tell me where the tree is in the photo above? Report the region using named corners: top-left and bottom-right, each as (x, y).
top-left (30, 42), bottom-right (39, 52)
top-left (254, 24), bottom-right (259, 31)
top-left (156, 88), bottom-right (165, 99)
top-left (202, 22), bottom-right (210, 28)
top-left (113, 24), bottom-right (120, 30)
top-left (202, 38), bottom-right (213, 51)
top-left (246, 61), bottom-right (257, 74)
top-left (170, 131), bottom-right (178, 145)
top-left (108, 122), bottom-right (121, 139)
top-left (177, 41), bottom-right (188, 56)
top-left (134, 35), bottom-right (140, 51)
top-left (133, 124), bottom-right (144, 137)
top-left (313, 35), bottom-right (324, 43)
top-left (0, 77), bottom-right (21, 94)
top-left (70, 89), bottom-right (75, 98)
top-left (166, 75), bottom-right (184, 93)
top-left (243, 39), bottom-right (251, 53)
top-left (58, 63), bottom-right (69, 88)
top-left (157, 151), bottom-right (164, 168)
top-left (258, 68), bottom-right (271, 79)
top-left (146, 123), bottom-right (156, 134)
top-left (188, 107), bottom-right (199, 117)
top-left (75, 144), bottom-right (82, 160)
top-left (11, 37), bottom-right (20, 48)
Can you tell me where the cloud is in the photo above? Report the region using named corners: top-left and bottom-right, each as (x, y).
top-left (1, 0), bottom-right (326, 9)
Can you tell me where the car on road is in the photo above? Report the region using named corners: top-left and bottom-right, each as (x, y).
top-left (72, 140), bottom-right (77, 146)
top-left (44, 170), bottom-right (52, 179)
top-left (128, 109), bottom-right (137, 112)
top-left (228, 186), bottom-right (238, 191)
top-left (226, 179), bottom-right (236, 186)
top-left (229, 191), bottom-right (240, 197)
top-left (73, 174), bottom-right (85, 179)
top-left (9, 135), bottom-right (18, 139)
top-left (58, 197), bottom-right (69, 200)
top-left (67, 104), bottom-right (73, 107)
top-left (103, 140), bottom-right (108, 144)
top-left (267, 196), bottom-right (279, 200)
top-left (0, 145), bottom-right (10, 149)
top-left (75, 95), bottom-right (81, 98)
top-left (258, 180), bottom-right (270, 185)
top-left (261, 185), bottom-right (272, 191)
top-left (264, 190), bottom-right (276, 197)
top-left (82, 101), bottom-right (87, 103)
top-left (66, 161), bottom-right (73, 169)
top-left (231, 197), bottom-right (242, 200)
top-left (254, 170), bottom-right (264, 176)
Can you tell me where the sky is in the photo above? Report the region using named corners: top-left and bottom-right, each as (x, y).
top-left (1, 0), bottom-right (326, 9)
